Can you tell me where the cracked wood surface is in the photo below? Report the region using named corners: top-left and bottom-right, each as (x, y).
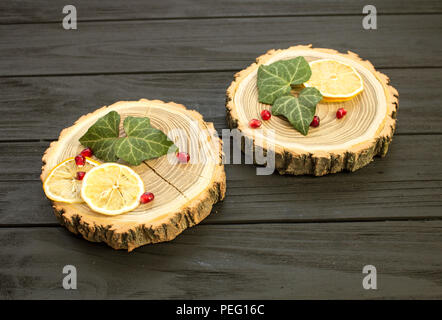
top-left (0, 0), bottom-right (440, 299)
top-left (1, 133), bottom-right (441, 225)
top-left (40, 100), bottom-right (226, 251)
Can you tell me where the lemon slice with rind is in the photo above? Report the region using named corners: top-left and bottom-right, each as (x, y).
top-left (81, 163), bottom-right (144, 216)
top-left (304, 59), bottom-right (363, 102)
top-left (43, 157), bottom-right (100, 203)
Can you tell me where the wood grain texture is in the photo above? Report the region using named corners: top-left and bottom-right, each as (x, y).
top-left (227, 46), bottom-right (398, 175)
top-left (1, 0), bottom-right (441, 23)
top-left (40, 100), bottom-right (226, 251)
top-left (1, 135), bottom-right (441, 225)
top-left (1, 221), bottom-right (441, 299)
top-left (0, 68), bottom-right (440, 142)
top-left (0, 1), bottom-right (440, 298)
top-left (0, 15), bottom-right (441, 77)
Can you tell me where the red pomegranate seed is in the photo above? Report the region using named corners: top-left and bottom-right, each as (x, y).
top-left (336, 108), bottom-right (347, 119)
top-left (310, 115), bottom-right (320, 127)
top-left (177, 152), bottom-right (190, 163)
top-left (75, 155), bottom-right (85, 167)
top-left (80, 147), bottom-right (93, 158)
top-left (249, 118), bottom-right (262, 129)
top-left (76, 171), bottom-right (86, 180)
top-left (260, 110), bottom-right (271, 121)
top-left (140, 192), bottom-right (155, 204)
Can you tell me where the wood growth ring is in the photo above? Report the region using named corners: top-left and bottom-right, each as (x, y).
top-left (41, 99), bottom-right (226, 251)
top-left (226, 45), bottom-right (399, 175)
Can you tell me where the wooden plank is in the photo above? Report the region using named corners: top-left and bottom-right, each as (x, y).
top-left (1, 1), bottom-right (440, 24)
top-left (0, 68), bottom-right (440, 142)
top-left (0, 15), bottom-right (440, 77)
top-left (0, 72), bottom-right (230, 141)
top-left (1, 221), bottom-right (441, 299)
top-left (1, 134), bottom-right (441, 225)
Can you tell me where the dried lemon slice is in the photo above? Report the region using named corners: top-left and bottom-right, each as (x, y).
top-left (43, 157), bottom-right (100, 203)
top-left (80, 163), bottom-right (144, 216)
top-left (304, 59), bottom-right (363, 101)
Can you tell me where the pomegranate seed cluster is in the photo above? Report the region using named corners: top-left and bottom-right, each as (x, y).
top-left (74, 148), bottom-right (93, 180)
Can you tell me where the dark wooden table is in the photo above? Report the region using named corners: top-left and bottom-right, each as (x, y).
top-left (1, 1), bottom-right (441, 299)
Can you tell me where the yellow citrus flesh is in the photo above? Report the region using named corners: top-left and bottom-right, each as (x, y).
top-left (81, 163), bottom-right (144, 216)
top-left (304, 59), bottom-right (363, 101)
top-left (43, 157), bottom-right (100, 203)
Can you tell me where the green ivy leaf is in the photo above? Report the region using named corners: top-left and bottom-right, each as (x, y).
top-left (298, 87), bottom-right (324, 108)
top-left (272, 87), bottom-right (322, 136)
top-left (79, 111), bottom-right (120, 162)
top-left (79, 112), bottom-right (177, 165)
top-left (257, 56), bottom-right (312, 104)
top-left (114, 116), bottom-right (177, 165)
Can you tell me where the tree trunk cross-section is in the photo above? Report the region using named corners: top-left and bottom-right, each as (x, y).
top-left (40, 99), bottom-right (226, 251)
top-left (226, 45), bottom-right (399, 176)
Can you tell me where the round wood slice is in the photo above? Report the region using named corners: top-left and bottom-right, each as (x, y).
top-left (226, 45), bottom-right (399, 175)
top-left (41, 99), bottom-right (226, 251)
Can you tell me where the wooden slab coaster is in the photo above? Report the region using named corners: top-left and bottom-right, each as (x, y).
top-left (226, 45), bottom-right (399, 176)
top-left (41, 99), bottom-right (226, 251)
